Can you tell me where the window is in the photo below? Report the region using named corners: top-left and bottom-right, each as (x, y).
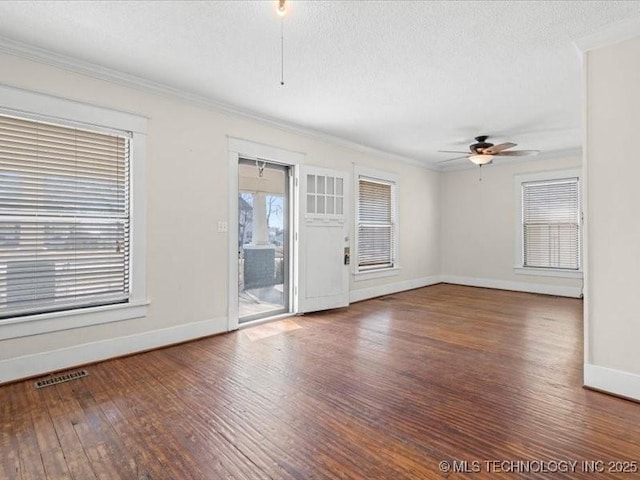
top-left (0, 114), bottom-right (130, 318)
top-left (355, 167), bottom-right (399, 277)
top-left (515, 169), bottom-right (581, 276)
top-left (0, 84), bottom-right (147, 340)
top-left (306, 173), bottom-right (344, 216)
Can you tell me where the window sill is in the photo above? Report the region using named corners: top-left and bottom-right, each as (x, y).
top-left (0, 300), bottom-right (149, 341)
top-left (514, 266), bottom-right (583, 279)
top-left (353, 266), bottom-right (401, 281)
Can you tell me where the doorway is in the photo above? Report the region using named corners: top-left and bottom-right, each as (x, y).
top-left (238, 159), bottom-right (291, 323)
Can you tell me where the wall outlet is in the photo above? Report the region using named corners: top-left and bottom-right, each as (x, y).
top-left (217, 221), bottom-right (228, 233)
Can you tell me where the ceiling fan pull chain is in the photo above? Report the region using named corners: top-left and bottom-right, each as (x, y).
top-left (479, 164), bottom-right (483, 182)
top-left (280, 17), bottom-right (285, 86)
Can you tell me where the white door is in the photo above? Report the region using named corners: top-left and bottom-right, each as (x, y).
top-left (297, 166), bottom-right (350, 313)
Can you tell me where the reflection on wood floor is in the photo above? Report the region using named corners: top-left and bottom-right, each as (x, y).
top-left (243, 318), bottom-right (302, 341)
top-left (2, 283), bottom-right (639, 479)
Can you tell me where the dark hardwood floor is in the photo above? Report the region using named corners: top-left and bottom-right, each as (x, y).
top-left (1, 284), bottom-right (639, 479)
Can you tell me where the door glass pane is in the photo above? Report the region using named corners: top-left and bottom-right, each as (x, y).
top-left (317, 176), bottom-right (325, 194)
top-left (307, 174), bottom-right (316, 194)
top-left (238, 160), bottom-right (290, 322)
top-left (317, 195), bottom-right (325, 214)
top-left (327, 196), bottom-right (335, 214)
top-left (307, 195), bottom-right (315, 214)
top-left (336, 177), bottom-right (343, 195)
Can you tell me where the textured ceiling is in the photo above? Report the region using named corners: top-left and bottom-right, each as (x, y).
top-left (1, 1), bottom-right (640, 168)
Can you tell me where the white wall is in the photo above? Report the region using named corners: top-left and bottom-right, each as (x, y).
top-left (0, 46), bottom-right (595, 385)
top-left (584, 35), bottom-right (640, 400)
top-left (440, 155), bottom-right (583, 297)
top-left (0, 52), bottom-right (441, 381)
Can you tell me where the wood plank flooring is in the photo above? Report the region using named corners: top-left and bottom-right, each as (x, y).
top-left (1, 284), bottom-right (639, 479)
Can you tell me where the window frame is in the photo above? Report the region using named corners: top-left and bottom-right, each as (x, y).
top-left (514, 168), bottom-right (582, 279)
top-left (353, 165), bottom-right (400, 281)
top-left (0, 84), bottom-right (148, 340)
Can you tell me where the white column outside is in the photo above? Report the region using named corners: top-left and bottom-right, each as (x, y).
top-left (252, 192), bottom-right (270, 245)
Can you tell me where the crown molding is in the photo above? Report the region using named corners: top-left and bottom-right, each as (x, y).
top-left (573, 16), bottom-right (640, 53)
top-left (0, 35), bottom-right (436, 172)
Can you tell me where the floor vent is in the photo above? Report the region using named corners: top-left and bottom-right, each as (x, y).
top-left (34, 369), bottom-right (89, 389)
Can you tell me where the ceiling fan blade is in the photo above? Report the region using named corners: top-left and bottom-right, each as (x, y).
top-left (495, 150), bottom-right (540, 157)
top-left (437, 155), bottom-right (469, 164)
top-left (437, 150), bottom-right (472, 154)
top-left (483, 142), bottom-right (516, 154)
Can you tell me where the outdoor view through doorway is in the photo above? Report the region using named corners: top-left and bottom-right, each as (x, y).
top-left (238, 159), bottom-right (290, 322)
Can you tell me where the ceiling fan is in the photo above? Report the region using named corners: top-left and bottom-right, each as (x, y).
top-left (438, 135), bottom-right (540, 166)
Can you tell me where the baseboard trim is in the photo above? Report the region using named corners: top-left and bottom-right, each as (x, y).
top-left (584, 363), bottom-right (640, 402)
top-left (0, 316), bottom-right (228, 385)
top-left (1, 276), bottom-right (581, 384)
top-left (440, 275), bottom-right (582, 298)
top-left (350, 275), bottom-right (442, 303)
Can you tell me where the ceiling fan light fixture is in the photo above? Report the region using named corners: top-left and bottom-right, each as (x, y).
top-left (277, 0), bottom-right (287, 16)
top-left (468, 154), bottom-right (494, 165)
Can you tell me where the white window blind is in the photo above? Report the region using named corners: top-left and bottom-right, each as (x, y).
top-left (0, 114), bottom-right (130, 319)
top-left (522, 177), bottom-right (580, 270)
top-left (358, 178), bottom-right (395, 270)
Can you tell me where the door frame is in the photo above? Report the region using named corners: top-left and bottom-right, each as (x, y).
top-left (227, 137), bottom-right (304, 331)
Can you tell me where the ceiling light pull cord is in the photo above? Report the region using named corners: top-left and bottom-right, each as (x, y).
top-left (280, 16), bottom-right (285, 86)
top-left (276, 0), bottom-right (287, 86)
